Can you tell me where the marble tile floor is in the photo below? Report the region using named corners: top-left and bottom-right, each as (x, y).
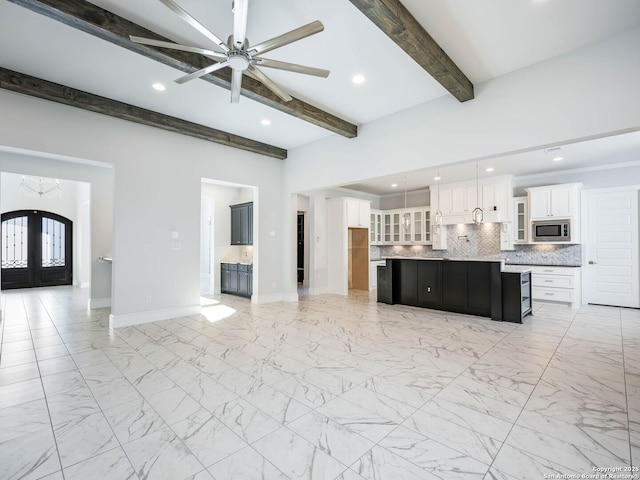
top-left (0, 286), bottom-right (639, 480)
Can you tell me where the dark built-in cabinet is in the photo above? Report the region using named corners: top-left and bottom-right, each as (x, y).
top-left (221, 262), bottom-right (252, 297)
top-left (501, 271), bottom-right (532, 323)
top-left (230, 202), bottom-right (253, 245)
top-left (379, 259), bottom-right (507, 321)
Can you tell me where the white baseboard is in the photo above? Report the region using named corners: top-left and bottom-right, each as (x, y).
top-left (88, 297), bottom-right (111, 309)
top-left (308, 286), bottom-right (329, 296)
top-left (252, 293), bottom-right (298, 304)
top-left (80, 282), bottom-right (90, 289)
top-left (109, 304), bottom-right (201, 328)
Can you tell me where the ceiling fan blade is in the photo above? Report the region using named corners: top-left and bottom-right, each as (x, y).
top-left (250, 20), bottom-right (324, 56)
top-left (253, 58), bottom-right (329, 78)
top-left (175, 61), bottom-right (229, 84)
top-left (158, 0), bottom-right (229, 52)
top-left (129, 36), bottom-right (227, 60)
top-left (231, 68), bottom-right (243, 103)
top-left (232, 0), bottom-right (249, 50)
top-left (247, 65), bottom-right (292, 102)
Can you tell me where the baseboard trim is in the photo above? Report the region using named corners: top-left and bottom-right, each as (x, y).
top-left (88, 297), bottom-right (111, 309)
top-left (308, 286), bottom-right (329, 296)
top-left (252, 293), bottom-right (298, 304)
top-left (109, 304), bottom-right (201, 328)
top-left (80, 282), bottom-right (90, 289)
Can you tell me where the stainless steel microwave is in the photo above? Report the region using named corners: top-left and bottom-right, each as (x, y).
top-left (532, 220), bottom-right (571, 242)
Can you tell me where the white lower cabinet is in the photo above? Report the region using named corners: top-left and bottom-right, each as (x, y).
top-left (528, 265), bottom-right (582, 308)
top-left (370, 260), bottom-right (386, 290)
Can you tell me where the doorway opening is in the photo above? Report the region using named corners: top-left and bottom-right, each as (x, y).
top-left (1, 210), bottom-right (72, 289)
top-left (297, 213), bottom-right (304, 284)
top-left (348, 227), bottom-right (369, 291)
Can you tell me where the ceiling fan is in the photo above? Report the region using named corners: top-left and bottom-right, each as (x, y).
top-left (130, 0), bottom-right (330, 103)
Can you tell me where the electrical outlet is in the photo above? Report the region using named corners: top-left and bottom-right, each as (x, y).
top-left (146, 296), bottom-right (152, 303)
top-left (271, 282), bottom-right (276, 288)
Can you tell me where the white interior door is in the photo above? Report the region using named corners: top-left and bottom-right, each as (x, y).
top-left (584, 188), bottom-right (639, 307)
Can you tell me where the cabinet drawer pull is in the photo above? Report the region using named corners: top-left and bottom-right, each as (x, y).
top-left (544, 280), bottom-right (553, 283)
top-left (544, 293), bottom-right (554, 296)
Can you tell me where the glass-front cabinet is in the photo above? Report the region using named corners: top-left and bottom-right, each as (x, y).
top-left (383, 213), bottom-right (392, 243)
top-left (424, 209), bottom-right (431, 243)
top-left (370, 207), bottom-right (432, 245)
top-left (392, 213), bottom-right (401, 243)
top-left (370, 210), bottom-right (382, 244)
top-left (514, 196), bottom-right (528, 243)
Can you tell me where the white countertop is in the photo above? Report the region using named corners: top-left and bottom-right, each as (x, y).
top-left (502, 265), bottom-right (533, 274)
top-left (382, 256), bottom-right (503, 263)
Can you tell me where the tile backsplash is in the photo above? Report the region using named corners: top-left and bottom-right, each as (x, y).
top-left (371, 223), bottom-right (582, 266)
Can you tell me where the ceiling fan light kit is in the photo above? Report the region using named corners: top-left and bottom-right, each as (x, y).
top-left (131, 0), bottom-right (330, 103)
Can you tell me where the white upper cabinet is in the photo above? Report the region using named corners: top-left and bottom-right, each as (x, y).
top-left (527, 184), bottom-right (581, 220)
top-left (346, 198), bottom-right (370, 227)
top-left (370, 210), bottom-right (382, 244)
top-left (513, 196), bottom-right (528, 244)
top-left (374, 207), bottom-right (432, 245)
top-left (430, 176), bottom-right (513, 225)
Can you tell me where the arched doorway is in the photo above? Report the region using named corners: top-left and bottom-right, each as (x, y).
top-left (1, 210), bottom-right (73, 290)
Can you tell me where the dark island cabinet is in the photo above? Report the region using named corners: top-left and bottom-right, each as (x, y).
top-left (442, 261), bottom-right (501, 318)
top-left (230, 202), bottom-right (253, 245)
top-left (390, 259), bottom-right (441, 309)
top-left (441, 261), bottom-right (468, 311)
top-left (417, 260), bottom-right (441, 308)
top-left (501, 271), bottom-right (532, 323)
top-left (221, 262), bottom-right (252, 297)
top-left (378, 259), bottom-right (504, 321)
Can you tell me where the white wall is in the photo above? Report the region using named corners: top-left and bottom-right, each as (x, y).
top-left (283, 27), bottom-right (640, 297)
top-left (0, 90), bottom-right (284, 327)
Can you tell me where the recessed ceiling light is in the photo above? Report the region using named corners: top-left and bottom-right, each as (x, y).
top-left (152, 83), bottom-right (166, 91)
top-left (391, 183), bottom-right (398, 188)
top-left (352, 74), bottom-right (365, 84)
top-left (485, 167), bottom-right (495, 172)
top-left (261, 119), bottom-right (271, 126)
top-left (553, 157), bottom-right (564, 162)
top-left (434, 176), bottom-right (441, 181)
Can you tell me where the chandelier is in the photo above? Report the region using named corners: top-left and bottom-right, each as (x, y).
top-left (20, 176), bottom-right (62, 198)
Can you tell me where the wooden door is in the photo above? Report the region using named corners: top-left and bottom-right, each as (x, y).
top-left (348, 228), bottom-right (369, 290)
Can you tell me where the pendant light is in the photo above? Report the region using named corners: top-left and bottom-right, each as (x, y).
top-left (402, 175), bottom-right (411, 232)
top-left (434, 170), bottom-right (443, 229)
top-left (472, 161), bottom-right (484, 225)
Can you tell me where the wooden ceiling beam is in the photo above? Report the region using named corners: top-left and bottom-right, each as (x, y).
top-left (348, 0), bottom-right (474, 102)
top-left (0, 68), bottom-right (288, 159)
top-left (8, 0), bottom-right (358, 138)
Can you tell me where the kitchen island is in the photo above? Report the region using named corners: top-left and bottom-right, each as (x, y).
top-left (377, 257), bottom-right (532, 323)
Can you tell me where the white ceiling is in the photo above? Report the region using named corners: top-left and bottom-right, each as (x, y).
top-left (1, 0), bottom-right (639, 176)
top-left (342, 130), bottom-right (640, 195)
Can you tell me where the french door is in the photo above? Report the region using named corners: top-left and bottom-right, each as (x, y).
top-left (1, 210), bottom-right (72, 290)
